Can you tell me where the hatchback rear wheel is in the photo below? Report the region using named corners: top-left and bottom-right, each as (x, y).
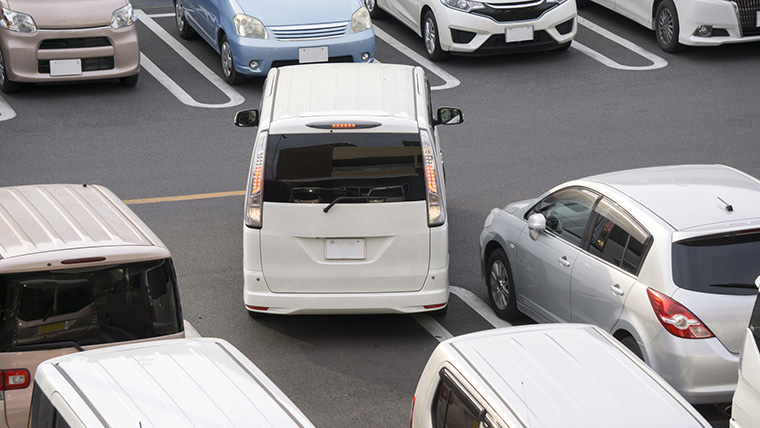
top-left (174, 0), bottom-right (197, 39)
top-left (364, 0), bottom-right (385, 19)
top-left (487, 249), bottom-right (519, 320)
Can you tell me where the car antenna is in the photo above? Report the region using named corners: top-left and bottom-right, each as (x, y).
top-left (717, 197), bottom-right (733, 212)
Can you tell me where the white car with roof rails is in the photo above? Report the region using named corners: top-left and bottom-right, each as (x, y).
top-left (234, 62), bottom-right (463, 316)
top-left (411, 324), bottom-right (712, 428)
top-left (29, 338), bottom-right (315, 428)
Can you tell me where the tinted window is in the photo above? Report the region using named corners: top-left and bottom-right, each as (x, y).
top-left (588, 198), bottom-right (650, 275)
top-left (29, 382), bottom-right (55, 428)
top-left (530, 188), bottom-right (598, 246)
top-left (672, 231), bottom-right (760, 296)
top-left (433, 371), bottom-right (487, 428)
top-left (0, 259), bottom-right (183, 352)
top-left (750, 291), bottom-right (760, 352)
top-left (264, 133), bottom-right (425, 203)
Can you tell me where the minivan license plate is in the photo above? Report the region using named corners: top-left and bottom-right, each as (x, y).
top-left (506, 26), bottom-right (533, 42)
top-left (299, 47), bottom-right (328, 63)
top-left (325, 238), bottom-right (366, 260)
top-left (50, 59), bottom-right (82, 76)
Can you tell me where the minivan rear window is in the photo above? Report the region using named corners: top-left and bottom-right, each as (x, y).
top-left (263, 133), bottom-right (425, 203)
top-left (0, 259), bottom-right (182, 352)
top-left (672, 231), bottom-right (760, 296)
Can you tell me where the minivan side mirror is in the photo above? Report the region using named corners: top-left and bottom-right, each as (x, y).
top-left (234, 109), bottom-right (260, 127)
top-left (755, 275), bottom-right (760, 290)
top-left (527, 213), bottom-right (547, 241)
top-left (435, 107), bottom-right (463, 126)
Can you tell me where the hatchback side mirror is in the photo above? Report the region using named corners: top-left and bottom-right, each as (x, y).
top-left (234, 109), bottom-right (260, 127)
top-left (528, 213), bottom-right (547, 241)
top-left (435, 107), bottom-right (463, 126)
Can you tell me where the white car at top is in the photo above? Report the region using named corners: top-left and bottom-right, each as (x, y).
top-left (364, 0), bottom-right (577, 60)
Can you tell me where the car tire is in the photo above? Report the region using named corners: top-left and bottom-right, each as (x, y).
top-left (486, 249), bottom-right (520, 320)
top-left (422, 11), bottom-right (449, 61)
top-left (119, 73), bottom-right (139, 87)
top-left (364, 0), bottom-right (385, 19)
top-left (556, 41), bottom-right (572, 51)
top-left (620, 335), bottom-right (644, 361)
top-left (174, 0), bottom-right (197, 39)
top-left (655, 0), bottom-right (685, 53)
top-left (0, 48), bottom-right (20, 94)
top-left (220, 35), bottom-right (246, 85)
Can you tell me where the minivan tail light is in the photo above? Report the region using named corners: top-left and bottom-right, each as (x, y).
top-left (420, 130), bottom-right (444, 227)
top-left (245, 131), bottom-right (268, 228)
top-left (647, 288), bottom-right (714, 339)
top-left (61, 257), bottom-right (106, 265)
top-left (1, 370), bottom-right (30, 390)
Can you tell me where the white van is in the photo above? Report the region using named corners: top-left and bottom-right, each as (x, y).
top-left (0, 184), bottom-right (184, 428)
top-left (29, 338), bottom-right (315, 427)
top-left (731, 277), bottom-right (760, 428)
top-left (234, 63), bottom-right (463, 316)
top-left (411, 324), bottom-right (712, 428)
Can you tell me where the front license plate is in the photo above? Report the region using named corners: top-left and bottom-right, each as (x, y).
top-left (506, 26), bottom-right (534, 42)
top-left (325, 238), bottom-right (366, 260)
top-left (39, 322), bottom-right (65, 334)
top-left (49, 59), bottom-right (82, 76)
top-left (299, 46), bottom-right (328, 64)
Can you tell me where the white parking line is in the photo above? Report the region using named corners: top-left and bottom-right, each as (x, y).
top-left (450, 286), bottom-right (512, 329)
top-left (412, 314), bottom-right (454, 342)
top-left (573, 16), bottom-right (668, 71)
top-left (0, 95), bottom-right (16, 122)
top-left (136, 10), bottom-right (245, 109)
top-left (372, 26), bottom-right (460, 91)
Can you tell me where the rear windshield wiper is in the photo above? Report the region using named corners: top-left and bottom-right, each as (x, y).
top-left (709, 283), bottom-right (759, 290)
top-left (323, 196), bottom-right (386, 213)
top-left (11, 341), bottom-right (85, 352)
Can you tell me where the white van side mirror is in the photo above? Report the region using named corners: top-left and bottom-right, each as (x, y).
top-left (435, 107), bottom-right (463, 126)
top-left (528, 213), bottom-right (546, 241)
top-left (234, 109), bottom-right (260, 127)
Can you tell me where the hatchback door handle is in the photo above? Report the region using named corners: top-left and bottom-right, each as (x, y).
top-left (610, 283), bottom-right (625, 296)
top-left (558, 256), bottom-right (571, 267)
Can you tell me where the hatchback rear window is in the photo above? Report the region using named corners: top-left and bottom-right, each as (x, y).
top-left (263, 133), bottom-right (425, 203)
top-left (672, 231), bottom-right (760, 296)
top-left (0, 259), bottom-right (182, 352)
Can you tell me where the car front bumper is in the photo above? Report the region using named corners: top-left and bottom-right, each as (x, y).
top-left (677, 0), bottom-right (760, 46)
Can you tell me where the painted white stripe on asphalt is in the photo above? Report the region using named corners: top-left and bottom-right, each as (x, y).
top-left (450, 286), bottom-right (512, 329)
top-left (412, 314), bottom-right (454, 342)
top-left (0, 95), bottom-right (16, 122)
top-left (183, 319), bottom-right (203, 338)
top-left (573, 16), bottom-right (668, 71)
top-left (136, 9), bottom-right (245, 109)
top-left (372, 26), bottom-right (460, 91)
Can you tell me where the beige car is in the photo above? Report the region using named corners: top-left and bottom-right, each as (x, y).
top-left (0, 0), bottom-right (139, 93)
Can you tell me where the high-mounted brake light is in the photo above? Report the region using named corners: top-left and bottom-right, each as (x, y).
top-left (647, 288), bottom-right (714, 339)
top-left (306, 121), bottom-right (380, 130)
top-left (245, 131), bottom-right (268, 228)
top-left (420, 130), bottom-right (444, 227)
top-left (61, 257), bottom-right (106, 265)
top-left (1, 369), bottom-right (30, 391)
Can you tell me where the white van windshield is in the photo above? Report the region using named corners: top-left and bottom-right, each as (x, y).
top-left (0, 259), bottom-right (182, 352)
top-left (264, 133), bottom-right (425, 203)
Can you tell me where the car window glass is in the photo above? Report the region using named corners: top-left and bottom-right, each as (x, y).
top-left (29, 382), bottom-right (54, 428)
top-left (532, 188), bottom-right (598, 246)
top-left (588, 197), bottom-right (650, 275)
top-left (750, 291), bottom-right (760, 350)
top-left (433, 379), bottom-right (481, 428)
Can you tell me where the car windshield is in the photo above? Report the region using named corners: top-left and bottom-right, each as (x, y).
top-left (0, 259), bottom-right (182, 352)
top-left (263, 133), bottom-right (426, 204)
top-left (672, 231), bottom-right (760, 296)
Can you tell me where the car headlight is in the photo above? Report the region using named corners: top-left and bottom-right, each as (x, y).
top-left (1, 8), bottom-right (37, 33)
top-left (440, 0), bottom-right (486, 12)
top-left (233, 14), bottom-right (268, 39)
top-left (351, 6), bottom-right (372, 33)
top-left (111, 3), bottom-right (136, 29)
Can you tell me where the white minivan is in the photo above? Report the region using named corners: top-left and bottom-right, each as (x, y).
top-left (731, 277), bottom-right (760, 428)
top-left (234, 63), bottom-right (462, 316)
top-left (29, 338), bottom-right (315, 427)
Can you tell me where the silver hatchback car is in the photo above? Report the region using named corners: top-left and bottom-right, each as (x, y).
top-left (479, 164), bottom-right (760, 404)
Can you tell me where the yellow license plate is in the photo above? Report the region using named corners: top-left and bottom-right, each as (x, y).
top-left (39, 322), bottom-right (65, 334)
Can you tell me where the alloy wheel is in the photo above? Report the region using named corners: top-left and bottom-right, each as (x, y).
top-left (364, 0), bottom-right (376, 12)
top-left (0, 50), bottom-right (6, 87)
top-left (424, 18), bottom-right (436, 55)
top-left (175, 1), bottom-right (185, 32)
top-left (658, 8), bottom-right (674, 45)
top-left (221, 41), bottom-right (233, 78)
top-left (489, 260), bottom-right (510, 310)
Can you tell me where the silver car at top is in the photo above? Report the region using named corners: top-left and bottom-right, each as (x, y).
top-left (479, 164), bottom-right (760, 405)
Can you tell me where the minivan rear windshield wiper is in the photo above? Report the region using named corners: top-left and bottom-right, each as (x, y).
top-left (709, 283), bottom-right (759, 289)
top-left (323, 196), bottom-right (386, 213)
top-left (11, 341), bottom-right (85, 352)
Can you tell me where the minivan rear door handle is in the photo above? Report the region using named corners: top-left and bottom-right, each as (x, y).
top-left (610, 283), bottom-right (625, 296)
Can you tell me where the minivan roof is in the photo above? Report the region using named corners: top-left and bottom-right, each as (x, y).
top-left (0, 184), bottom-right (163, 260)
top-left (446, 324), bottom-right (708, 428)
top-left (271, 63), bottom-right (419, 122)
top-left (35, 338), bottom-right (315, 428)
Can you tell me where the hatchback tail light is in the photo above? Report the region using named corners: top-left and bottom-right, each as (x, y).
top-left (1, 369), bottom-right (30, 390)
top-left (245, 131), bottom-right (268, 228)
top-left (420, 130), bottom-right (444, 227)
top-left (647, 288), bottom-right (714, 339)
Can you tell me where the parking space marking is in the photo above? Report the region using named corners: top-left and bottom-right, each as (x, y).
top-left (373, 26), bottom-right (460, 91)
top-left (573, 16), bottom-right (668, 71)
top-left (0, 95), bottom-right (16, 122)
top-left (412, 314), bottom-right (454, 342)
top-left (136, 10), bottom-right (245, 108)
top-left (450, 286), bottom-right (512, 328)
top-left (124, 190), bottom-right (245, 205)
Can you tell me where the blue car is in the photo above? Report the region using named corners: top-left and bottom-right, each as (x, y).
top-left (174, 0), bottom-right (375, 83)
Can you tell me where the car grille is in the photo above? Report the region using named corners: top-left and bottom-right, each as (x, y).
top-left (38, 57), bottom-right (115, 74)
top-left (39, 37), bottom-right (111, 49)
top-left (736, 0), bottom-right (760, 36)
top-left (473, 1), bottom-right (558, 22)
top-left (270, 22), bottom-right (349, 41)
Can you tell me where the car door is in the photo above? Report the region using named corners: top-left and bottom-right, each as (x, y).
top-left (516, 187), bottom-right (598, 323)
top-left (571, 197), bottom-right (651, 331)
top-left (395, 0), bottom-right (421, 31)
top-left (613, 0), bottom-right (652, 27)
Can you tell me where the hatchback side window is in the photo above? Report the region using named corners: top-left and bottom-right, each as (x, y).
top-left (588, 197), bottom-right (650, 275)
top-left (529, 188), bottom-right (598, 246)
top-left (433, 370), bottom-right (492, 428)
